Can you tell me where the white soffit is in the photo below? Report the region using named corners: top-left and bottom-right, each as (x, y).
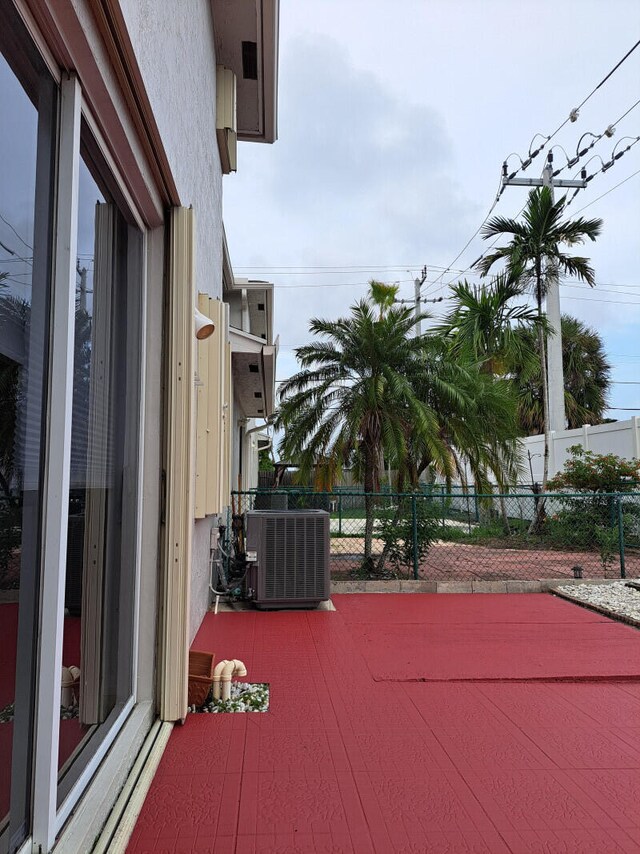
top-left (230, 330), bottom-right (277, 418)
top-left (212, 0), bottom-right (279, 143)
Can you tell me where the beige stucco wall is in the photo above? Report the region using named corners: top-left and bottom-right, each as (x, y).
top-left (119, 0), bottom-right (224, 301)
top-left (119, 0), bottom-right (226, 641)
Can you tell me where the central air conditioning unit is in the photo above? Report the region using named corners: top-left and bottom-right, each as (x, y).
top-left (244, 510), bottom-right (330, 609)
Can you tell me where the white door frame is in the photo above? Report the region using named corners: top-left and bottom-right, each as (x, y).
top-left (30, 73), bottom-right (149, 853)
top-left (31, 73), bottom-right (82, 854)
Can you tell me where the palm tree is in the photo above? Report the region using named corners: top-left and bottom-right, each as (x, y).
top-left (513, 314), bottom-right (611, 433)
top-left (436, 273), bottom-right (543, 377)
top-left (402, 333), bottom-right (520, 488)
top-left (476, 186), bottom-right (602, 528)
top-left (276, 283), bottom-right (523, 568)
top-left (275, 288), bottom-right (440, 570)
top-left (369, 279), bottom-right (399, 319)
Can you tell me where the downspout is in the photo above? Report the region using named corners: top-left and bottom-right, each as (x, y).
top-left (245, 418), bottom-right (272, 438)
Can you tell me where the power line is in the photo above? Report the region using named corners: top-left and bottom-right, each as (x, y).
top-left (613, 97), bottom-right (640, 127)
top-left (235, 265), bottom-right (440, 273)
top-left (511, 37), bottom-right (640, 176)
top-left (565, 134), bottom-right (640, 207)
top-left (572, 167), bottom-right (640, 214)
top-left (549, 99), bottom-right (640, 179)
top-left (425, 199), bottom-right (530, 298)
top-left (560, 294), bottom-right (640, 306)
top-left (271, 284), bottom-right (640, 305)
top-left (0, 239), bottom-right (32, 267)
top-left (561, 283), bottom-right (640, 299)
top-left (426, 174), bottom-right (505, 294)
top-left (1, 275), bottom-right (31, 288)
top-left (432, 40), bottom-right (640, 295)
top-left (234, 265), bottom-right (466, 277)
top-left (0, 212), bottom-right (32, 251)
top-left (272, 277), bottom-right (414, 289)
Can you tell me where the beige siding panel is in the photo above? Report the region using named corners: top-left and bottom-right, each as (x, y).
top-left (159, 207), bottom-right (194, 722)
top-left (223, 333), bottom-right (232, 507)
top-left (194, 293), bottom-right (210, 518)
top-left (205, 298), bottom-right (224, 516)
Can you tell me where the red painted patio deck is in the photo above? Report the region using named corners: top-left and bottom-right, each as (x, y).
top-left (127, 594), bottom-right (640, 853)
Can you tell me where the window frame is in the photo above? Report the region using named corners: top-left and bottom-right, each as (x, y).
top-left (29, 78), bottom-right (147, 853)
top-left (0, 3), bottom-right (59, 849)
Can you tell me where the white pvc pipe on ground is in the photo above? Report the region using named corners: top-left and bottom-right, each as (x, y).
top-left (212, 659), bottom-right (248, 701)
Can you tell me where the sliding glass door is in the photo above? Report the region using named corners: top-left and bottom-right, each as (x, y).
top-left (1, 3), bottom-right (143, 849)
top-left (57, 145), bottom-right (142, 804)
top-left (0, 2), bottom-right (57, 850)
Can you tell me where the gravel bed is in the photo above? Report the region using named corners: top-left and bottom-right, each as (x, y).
top-left (0, 703), bottom-right (79, 724)
top-left (189, 682), bottom-right (269, 714)
top-left (554, 580), bottom-right (640, 625)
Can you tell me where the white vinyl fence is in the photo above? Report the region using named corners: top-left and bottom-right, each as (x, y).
top-left (523, 416), bottom-right (640, 482)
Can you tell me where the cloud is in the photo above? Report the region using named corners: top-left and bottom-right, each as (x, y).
top-left (262, 35), bottom-right (476, 256)
top-left (224, 33), bottom-right (485, 353)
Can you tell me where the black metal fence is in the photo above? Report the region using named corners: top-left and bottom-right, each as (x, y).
top-left (232, 488), bottom-right (640, 581)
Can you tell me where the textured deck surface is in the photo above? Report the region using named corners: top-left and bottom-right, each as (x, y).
top-left (128, 594), bottom-right (640, 853)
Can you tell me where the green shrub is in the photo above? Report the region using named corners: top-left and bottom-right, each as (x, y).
top-left (545, 447), bottom-right (640, 571)
top-left (548, 445), bottom-right (640, 494)
top-left (376, 495), bottom-right (439, 572)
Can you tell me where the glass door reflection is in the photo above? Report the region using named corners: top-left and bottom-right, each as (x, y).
top-left (0, 4), bottom-right (57, 847)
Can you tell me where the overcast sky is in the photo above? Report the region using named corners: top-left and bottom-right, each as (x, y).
top-left (223, 0), bottom-right (640, 420)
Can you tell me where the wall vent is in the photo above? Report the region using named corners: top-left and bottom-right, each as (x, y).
top-left (242, 41), bottom-right (258, 80)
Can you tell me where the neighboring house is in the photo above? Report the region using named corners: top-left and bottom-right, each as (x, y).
top-left (0, 1), bottom-right (279, 852)
top-left (226, 275), bottom-right (277, 494)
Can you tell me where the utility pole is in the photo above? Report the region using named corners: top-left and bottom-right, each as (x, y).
top-left (77, 263), bottom-right (88, 312)
top-left (414, 267), bottom-right (427, 336)
top-left (501, 153), bottom-right (587, 432)
top-left (394, 267), bottom-right (443, 337)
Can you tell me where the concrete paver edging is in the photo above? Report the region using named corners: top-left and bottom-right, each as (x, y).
top-left (330, 578), bottom-right (623, 594)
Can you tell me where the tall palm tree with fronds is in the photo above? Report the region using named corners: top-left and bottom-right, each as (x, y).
top-left (276, 291), bottom-right (442, 569)
top-left (369, 279), bottom-right (399, 319)
top-left (436, 273), bottom-right (543, 377)
top-left (513, 314), bottom-right (611, 433)
top-left (476, 186), bottom-right (602, 527)
top-left (276, 284), bottom-right (522, 568)
top-left (408, 337), bottom-right (522, 487)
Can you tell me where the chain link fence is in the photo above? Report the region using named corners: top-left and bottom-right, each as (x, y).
top-left (232, 488), bottom-right (640, 581)
top-left (0, 496), bottom-right (21, 592)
